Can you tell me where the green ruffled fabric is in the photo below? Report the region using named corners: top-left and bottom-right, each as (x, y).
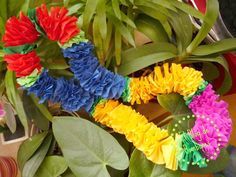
top-left (176, 133), bottom-right (207, 171)
top-left (90, 98), bottom-right (107, 116)
top-left (17, 69), bottom-right (41, 88)
top-left (60, 31), bottom-right (88, 49)
top-left (28, 8), bottom-right (45, 35)
top-left (184, 81), bottom-right (208, 106)
top-left (121, 77), bottom-right (131, 102)
top-left (4, 44), bottom-right (36, 54)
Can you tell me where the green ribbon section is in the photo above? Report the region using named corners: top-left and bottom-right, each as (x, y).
top-left (59, 31), bottom-right (88, 49)
top-left (90, 98), bottom-right (107, 116)
top-left (184, 80), bottom-right (208, 106)
top-left (28, 8), bottom-right (46, 35)
top-left (3, 44), bottom-right (36, 54)
top-left (177, 133), bottom-right (207, 171)
top-left (17, 69), bottom-right (41, 88)
top-left (121, 77), bottom-right (131, 102)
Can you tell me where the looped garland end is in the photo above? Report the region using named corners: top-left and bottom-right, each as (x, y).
top-left (2, 4), bottom-right (232, 172)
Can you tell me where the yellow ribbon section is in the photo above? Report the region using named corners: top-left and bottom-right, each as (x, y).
top-left (93, 100), bottom-right (178, 170)
top-left (129, 63), bottom-right (203, 104)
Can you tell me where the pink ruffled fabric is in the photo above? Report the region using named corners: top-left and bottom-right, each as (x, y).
top-left (188, 84), bottom-right (232, 160)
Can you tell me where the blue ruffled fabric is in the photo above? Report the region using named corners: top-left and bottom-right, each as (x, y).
top-left (62, 42), bottom-right (126, 99)
top-left (27, 70), bottom-right (97, 112)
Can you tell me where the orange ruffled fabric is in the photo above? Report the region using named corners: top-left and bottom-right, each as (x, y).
top-left (129, 63), bottom-right (203, 104)
top-left (93, 100), bottom-right (178, 170)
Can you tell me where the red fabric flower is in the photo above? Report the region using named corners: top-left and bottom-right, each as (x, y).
top-left (36, 4), bottom-right (80, 44)
top-left (4, 51), bottom-right (42, 77)
top-left (2, 12), bottom-right (39, 47)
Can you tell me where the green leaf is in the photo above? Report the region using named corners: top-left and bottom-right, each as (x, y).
top-left (0, 0), bottom-right (7, 23)
top-left (22, 134), bottom-right (52, 177)
top-left (168, 0), bottom-right (204, 20)
top-left (20, 0), bottom-right (30, 14)
top-left (157, 94), bottom-right (191, 115)
top-left (118, 52), bottom-right (176, 75)
top-left (107, 10), bottom-right (135, 46)
top-left (186, 0), bottom-right (219, 53)
top-left (192, 38), bottom-right (236, 56)
top-left (53, 117), bottom-right (129, 177)
top-left (83, 0), bottom-right (99, 33)
top-left (183, 57), bottom-right (232, 94)
top-left (97, 0), bottom-right (107, 39)
top-left (135, 14), bottom-right (168, 42)
top-left (23, 93), bottom-right (50, 130)
top-left (17, 132), bottom-right (48, 171)
top-left (5, 71), bottom-right (28, 131)
top-left (169, 10), bottom-right (193, 54)
top-left (62, 170), bottom-right (76, 177)
top-left (68, 4), bottom-right (84, 15)
top-left (202, 63), bottom-right (220, 81)
top-left (30, 95), bottom-right (53, 122)
top-left (115, 29), bottom-right (122, 65)
top-left (112, 0), bottom-right (121, 19)
top-left (35, 156), bottom-right (68, 177)
top-left (186, 149), bottom-right (229, 174)
top-left (129, 149), bottom-right (182, 177)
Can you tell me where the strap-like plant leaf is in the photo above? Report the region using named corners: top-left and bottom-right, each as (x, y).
top-left (118, 42), bottom-right (177, 75)
top-left (53, 117), bottom-right (129, 177)
top-left (192, 38), bottom-right (236, 56)
top-left (5, 71), bottom-right (28, 131)
top-left (129, 149), bottom-right (182, 177)
top-left (97, 0), bottom-right (107, 40)
top-left (115, 29), bottom-right (122, 65)
top-left (22, 134), bottom-right (52, 177)
top-left (17, 132), bottom-right (48, 171)
top-left (35, 156), bottom-right (68, 177)
top-left (135, 14), bottom-right (168, 42)
top-left (112, 0), bottom-right (122, 19)
top-left (186, 0), bottom-right (219, 54)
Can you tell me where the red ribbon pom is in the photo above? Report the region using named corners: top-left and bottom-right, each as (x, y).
top-left (2, 12), bottom-right (40, 47)
top-left (4, 51), bottom-right (42, 77)
top-left (36, 4), bottom-right (80, 44)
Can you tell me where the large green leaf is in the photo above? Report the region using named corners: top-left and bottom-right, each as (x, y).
top-left (18, 132), bottom-right (48, 171)
top-left (53, 117), bottom-right (129, 177)
top-left (3, 101), bottom-right (16, 133)
top-left (129, 149), bottom-right (182, 177)
top-left (35, 156), bottom-right (68, 177)
top-left (97, 0), bottom-right (107, 40)
top-left (5, 71), bottom-right (28, 131)
top-left (186, 0), bottom-right (219, 53)
top-left (186, 149), bottom-right (229, 174)
top-left (192, 38), bottom-right (236, 56)
top-left (157, 94), bottom-right (193, 133)
top-left (22, 134), bottom-right (52, 177)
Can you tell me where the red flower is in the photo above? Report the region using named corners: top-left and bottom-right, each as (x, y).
top-left (4, 51), bottom-right (42, 77)
top-left (36, 4), bottom-right (80, 44)
top-left (2, 12), bottom-right (39, 47)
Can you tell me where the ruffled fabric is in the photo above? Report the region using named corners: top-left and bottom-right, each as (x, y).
top-left (36, 4), bottom-right (79, 44)
top-left (4, 51), bottom-right (42, 77)
top-left (2, 12), bottom-right (39, 47)
top-left (17, 69), bottom-right (41, 88)
top-left (176, 133), bottom-right (207, 171)
top-left (27, 70), bottom-right (96, 112)
top-left (129, 63), bottom-right (203, 104)
top-left (93, 100), bottom-right (178, 170)
top-left (60, 32), bottom-right (88, 49)
top-left (63, 42), bottom-right (126, 99)
top-left (189, 84), bottom-right (232, 159)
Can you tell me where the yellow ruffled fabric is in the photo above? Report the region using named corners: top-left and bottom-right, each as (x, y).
top-left (93, 100), bottom-right (178, 170)
top-left (129, 63), bottom-right (203, 104)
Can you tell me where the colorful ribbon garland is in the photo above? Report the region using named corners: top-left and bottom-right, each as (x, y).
top-left (2, 4), bottom-right (232, 171)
